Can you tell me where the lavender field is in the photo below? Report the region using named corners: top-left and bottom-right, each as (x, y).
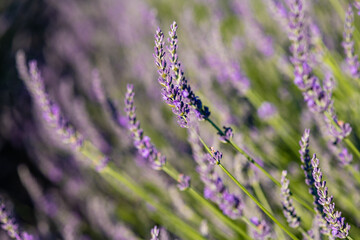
top-left (1, 0), bottom-right (360, 239)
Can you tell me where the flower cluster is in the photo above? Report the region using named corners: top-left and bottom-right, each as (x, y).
top-left (311, 155), bottom-right (350, 238)
top-left (124, 84), bottom-right (166, 170)
top-left (154, 22), bottom-right (210, 128)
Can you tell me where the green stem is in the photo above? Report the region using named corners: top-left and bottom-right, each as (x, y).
top-left (102, 164), bottom-right (206, 240)
top-left (203, 118), bottom-right (315, 213)
top-left (187, 188), bottom-right (251, 240)
top-left (162, 165), bottom-right (251, 239)
top-left (252, 180), bottom-right (286, 240)
top-left (218, 163), bottom-right (299, 240)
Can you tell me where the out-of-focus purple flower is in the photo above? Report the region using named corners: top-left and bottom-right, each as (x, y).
top-left (218, 126), bottom-right (233, 142)
top-left (150, 225), bottom-right (160, 240)
top-left (342, 6), bottom-right (360, 79)
top-left (338, 148), bottom-right (353, 165)
top-left (16, 52), bottom-right (84, 151)
top-left (280, 170), bottom-right (300, 228)
top-left (311, 154), bottom-right (350, 238)
top-left (257, 102), bottom-right (277, 120)
top-left (354, 2), bottom-right (360, 15)
top-left (124, 84), bottom-right (166, 170)
top-left (250, 217), bottom-right (272, 239)
top-left (177, 174), bottom-right (191, 191)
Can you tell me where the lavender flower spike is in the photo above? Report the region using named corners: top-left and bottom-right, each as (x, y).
top-left (150, 225), bottom-right (160, 240)
top-left (299, 129), bottom-right (323, 213)
top-left (342, 5), bottom-right (360, 79)
top-left (124, 84), bottom-right (166, 170)
top-left (311, 154), bottom-right (350, 238)
top-left (0, 199), bottom-right (33, 240)
top-left (280, 170), bottom-right (300, 228)
top-left (153, 23), bottom-right (210, 128)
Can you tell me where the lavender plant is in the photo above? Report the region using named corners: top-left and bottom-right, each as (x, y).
top-left (1, 0), bottom-right (360, 239)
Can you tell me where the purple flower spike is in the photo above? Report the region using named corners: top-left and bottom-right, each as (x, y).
top-left (177, 174), bottom-right (191, 191)
top-left (218, 126), bottom-right (233, 143)
top-left (150, 225), bottom-right (160, 240)
top-left (281, 170), bottom-right (300, 228)
top-left (124, 84), bottom-right (166, 170)
top-left (299, 129), bottom-right (323, 213)
top-left (153, 22), bottom-right (210, 128)
top-left (311, 154), bottom-right (350, 238)
top-left (343, 5), bottom-right (360, 79)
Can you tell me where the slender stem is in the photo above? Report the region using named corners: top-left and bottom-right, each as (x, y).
top-left (252, 180), bottom-right (286, 240)
top-left (162, 165), bottom-right (251, 239)
top-left (202, 119), bottom-right (315, 213)
top-left (102, 164), bottom-right (206, 240)
top-left (218, 164), bottom-right (299, 240)
top-left (187, 188), bottom-right (251, 240)
top-left (299, 227), bottom-right (312, 240)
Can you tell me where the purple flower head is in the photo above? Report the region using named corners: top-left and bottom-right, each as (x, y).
top-left (150, 225), bottom-right (160, 240)
top-left (177, 174), bottom-right (191, 191)
top-left (218, 126), bottom-right (233, 142)
top-left (311, 154), bottom-right (350, 238)
top-left (206, 147), bottom-right (222, 165)
top-left (257, 102), bottom-right (277, 120)
top-left (124, 84), bottom-right (166, 170)
top-left (280, 170), bottom-right (300, 228)
top-left (338, 148), bottom-right (353, 165)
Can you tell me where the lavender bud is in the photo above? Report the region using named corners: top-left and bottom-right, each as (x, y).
top-left (207, 147), bottom-right (222, 165)
top-left (177, 174), bottom-right (191, 191)
top-left (218, 126), bottom-right (233, 142)
top-left (250, 217), bottom-right (272, 239)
